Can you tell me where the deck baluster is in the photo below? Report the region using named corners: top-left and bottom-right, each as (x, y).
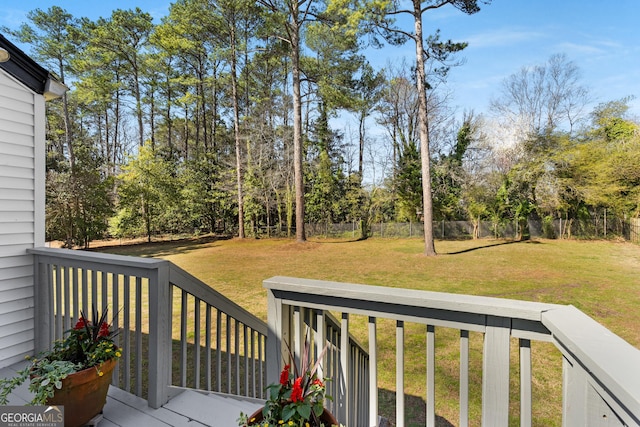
top-left (460, 330), bottom-right (469, 427)
top-left (396, 320), bottom-right (404, 427)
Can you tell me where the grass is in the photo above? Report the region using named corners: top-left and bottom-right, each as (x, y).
top-left (96, 236), bottom-right (640, 426)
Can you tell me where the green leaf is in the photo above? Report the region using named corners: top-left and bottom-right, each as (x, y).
top-left (313, 402), bottom-right (324, 417)
top-left (297, 404), bottom-right (311, 420)
top-left (282, 404), bottom-right (296, 421)
top-left (269, 385), bottom-right (280, 401)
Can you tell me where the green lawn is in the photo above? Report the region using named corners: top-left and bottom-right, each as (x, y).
top-left (97, 237), bottom-right (640, 426)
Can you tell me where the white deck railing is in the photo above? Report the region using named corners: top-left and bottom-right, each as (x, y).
top-left (264, 276), bottom-right (640, 427)
top-left (29, 247), bottom-right (268, 408)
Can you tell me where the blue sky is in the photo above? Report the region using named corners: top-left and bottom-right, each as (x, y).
top-left (3, 0), bottom-right (639, 120)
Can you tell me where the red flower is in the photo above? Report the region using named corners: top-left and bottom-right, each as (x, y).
top-left (291, 377), bottom-right (304, 402)
top-left (279, 365), bottom-right (290, 385)
top-left (312, 378), bottom-right (323, 387)
top-left (74, 317), bottom-right (88, 330)
top-left (98, 322), bottom-right (110, 338)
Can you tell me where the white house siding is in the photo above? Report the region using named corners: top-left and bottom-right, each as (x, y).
top-left (0, 69), bottom-right (44, 368)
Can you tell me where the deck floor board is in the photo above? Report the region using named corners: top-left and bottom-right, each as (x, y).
top-left (0, 361), bottom-right (263, 427)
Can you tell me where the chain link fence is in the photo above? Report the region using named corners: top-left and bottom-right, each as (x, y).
top-left (630, 218), bottom-right (640, 243)
top-left (305, 216), bottom-right (638, 241)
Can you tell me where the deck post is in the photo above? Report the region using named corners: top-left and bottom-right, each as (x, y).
top-left (561, 354), bottom-right (588, 427)
top-left (33, 254), bottom-right (51, 354)
top-left (266, 288), bottom-right (289, 386)
top-left (147, 261), bottom-right (171, 408)
top-left (482, 316), bottom-right (511, 427)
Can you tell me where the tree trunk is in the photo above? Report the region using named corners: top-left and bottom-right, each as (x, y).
top-left (149, 86), bottom-right (156, 150)
top-left (412, 0), bottom-right (436, 256)
top-left (358, 111), bottom-right (365, 179)
top-left (165, 71), bottom-right (174, 159)
top-left (291, 9), bottom-right (306, 242)
top-left (134, 69), bottom-right (144, 147)
top-left (57, 60), bottom-right (75, 169)
top-left (231, 27), bottom-right (245, 239)
top-left (286, 182), bottom-right (294, 238)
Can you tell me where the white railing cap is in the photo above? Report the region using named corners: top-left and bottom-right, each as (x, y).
top-left (264, 276), bottom-right (562, 322)
top-left (29, 246), bottom-right (168, 268)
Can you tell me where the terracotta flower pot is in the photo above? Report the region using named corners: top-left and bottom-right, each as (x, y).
top-left (45, 358), bottom-right (117, 427)
top-left (247, 405), bottom-right (339, 426)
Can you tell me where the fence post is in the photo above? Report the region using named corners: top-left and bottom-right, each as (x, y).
top-left (147, 261), bottom-right (172, 408)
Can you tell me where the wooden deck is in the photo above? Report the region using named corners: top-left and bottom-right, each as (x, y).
top-left (0, 361), bottom-right (263, 427)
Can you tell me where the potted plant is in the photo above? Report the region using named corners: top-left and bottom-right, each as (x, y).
top-left (0, 308), bottom-right (121, 427)
top-left (238, 339), bottom-right (341, 427)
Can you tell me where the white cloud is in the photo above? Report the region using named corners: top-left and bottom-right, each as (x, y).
top-left (554, 42), bottom-right (607, 56)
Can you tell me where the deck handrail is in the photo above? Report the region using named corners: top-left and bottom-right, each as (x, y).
top-left (264, 275), bottom-right (640, 427)
top-left (29, 247), bottom-right (268, 408)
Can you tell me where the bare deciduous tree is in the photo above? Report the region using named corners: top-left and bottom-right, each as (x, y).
top-left (491, 53), bottom-right (590, 138)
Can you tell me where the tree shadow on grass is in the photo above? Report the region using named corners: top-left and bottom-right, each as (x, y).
top-left (310, 238), bottom-right (365, 244)
top-left (379, 389), bottom-right (455, 427)
top-left (89, 234), bottom-right (232, 258)
top-left (443, 239), bottom-right (542, 255)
